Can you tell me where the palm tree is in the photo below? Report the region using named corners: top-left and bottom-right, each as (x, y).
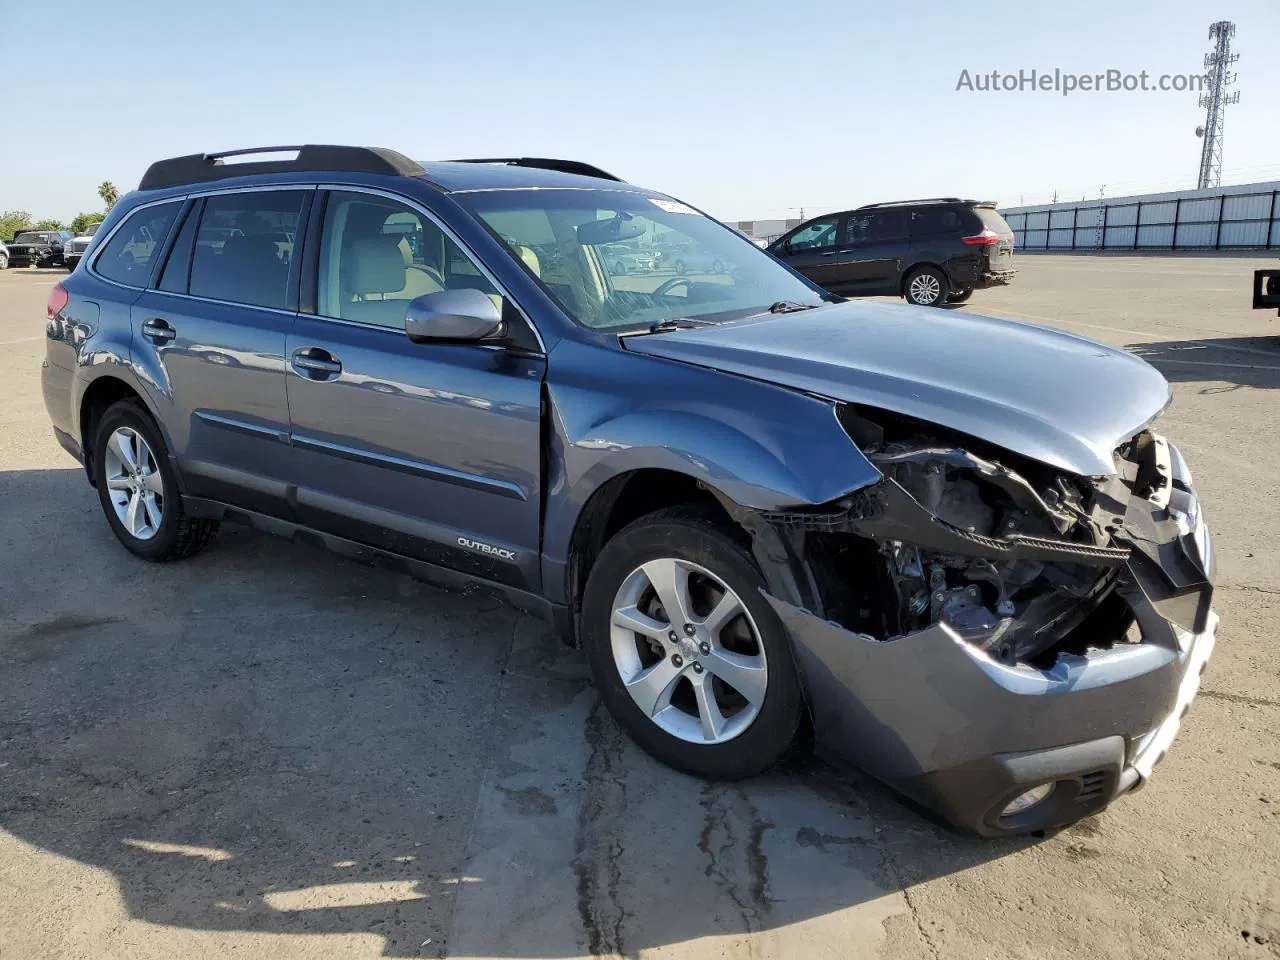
top-left (97, 181), bottom-right (120, 211)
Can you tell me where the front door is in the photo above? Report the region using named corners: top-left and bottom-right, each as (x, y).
top-left (285, 189), bottom-right (546, 591)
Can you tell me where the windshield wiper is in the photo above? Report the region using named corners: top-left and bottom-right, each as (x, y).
top-left (768, 300), bottom-right (820, 314)
top-left (646, 317), bottom-right (718, 333)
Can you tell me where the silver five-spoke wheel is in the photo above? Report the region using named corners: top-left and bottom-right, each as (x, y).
top-left (610, 557), bottom-right (768, 745)
top-left (908, 272), bottom-right (942, 305)
top-left (103, 426), bottom-right (164, 540)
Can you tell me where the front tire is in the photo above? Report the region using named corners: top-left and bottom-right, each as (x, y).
top-left (0, 253), bottom-right (7, 270)
top-left (92, 400), bottom-right (218, 561)
top-left (904, 266), bottom-right (949, 306)
top-left (580, 506), bottom-right (804, 780)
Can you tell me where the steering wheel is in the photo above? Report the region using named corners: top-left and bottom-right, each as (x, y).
top-left (653, 276), bottom-right (693, 298)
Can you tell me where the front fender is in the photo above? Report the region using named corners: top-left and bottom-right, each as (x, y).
top-left (540, 340), bottom-right (882, 603)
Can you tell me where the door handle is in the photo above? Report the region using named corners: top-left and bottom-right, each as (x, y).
top-left (291, 347), bottom-right (343, 379)
top-left (141, 317), bottom-right (176, 343)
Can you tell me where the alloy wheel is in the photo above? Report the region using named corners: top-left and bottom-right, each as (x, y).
top-left (609, 557), bottom-right (768, 745)
top-left (908, 272), bottom-right (942, 304)
top-left (103, 426), bottom-right (164, 540)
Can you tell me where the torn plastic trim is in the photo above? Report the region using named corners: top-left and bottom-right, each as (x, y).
top-left (760, 478), bottom-right (1130, 567)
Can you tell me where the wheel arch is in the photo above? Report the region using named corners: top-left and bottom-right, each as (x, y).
top-left (77, 372), bottom-right (170, 488)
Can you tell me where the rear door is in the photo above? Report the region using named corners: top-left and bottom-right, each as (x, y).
top-left (284, 188), bottom-right (546, 591)
top-left (127, 187), bottom-right (311, 517)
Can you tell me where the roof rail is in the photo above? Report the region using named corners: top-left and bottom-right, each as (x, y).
top-left (449, 157), bottom-right (623, 182)
top-left (856, 197), bottom-right (965, 209)
top-left (138, 145), bottom-right (425, 191)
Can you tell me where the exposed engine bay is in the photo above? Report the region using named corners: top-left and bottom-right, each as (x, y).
top-left (756, 407), bottom-right (1213, 668)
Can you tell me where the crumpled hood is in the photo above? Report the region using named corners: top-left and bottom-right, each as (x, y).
top-left (623, 300), bottom-right (1170, 477)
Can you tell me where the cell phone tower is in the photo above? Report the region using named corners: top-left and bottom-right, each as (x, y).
top-left (1195, 21), bottom-right (1240, 190)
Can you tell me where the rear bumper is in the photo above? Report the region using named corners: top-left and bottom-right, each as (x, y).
top-left (767, 439), bottom-right (1215, 836)
top-left (974, 268), bottom-right (1016, 288)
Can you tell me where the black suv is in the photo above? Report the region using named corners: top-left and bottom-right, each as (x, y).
top-left (768, 198), bottom-right (1016, 306)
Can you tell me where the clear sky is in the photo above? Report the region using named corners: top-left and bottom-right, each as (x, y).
top-left (4, 0), bottom-right (1277, 224)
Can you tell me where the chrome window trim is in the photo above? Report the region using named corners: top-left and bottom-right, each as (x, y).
top-left (315, 182), bottom-right (546, 354)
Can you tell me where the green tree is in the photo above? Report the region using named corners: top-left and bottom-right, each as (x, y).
top-left (0, 210), bottom-right (33, 241)
top-left (97, 181), bottom-right (120, 210)
top-left (70, 212), bottom-right (106, 234)
top-left (35, 218), bottom-right (65, 231)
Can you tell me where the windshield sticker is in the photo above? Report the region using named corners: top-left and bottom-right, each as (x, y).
top-left (650, 198), bottom-right (699, 215)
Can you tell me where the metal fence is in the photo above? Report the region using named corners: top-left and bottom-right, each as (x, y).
top-left (1002, 181), bottom-right (1280, 252)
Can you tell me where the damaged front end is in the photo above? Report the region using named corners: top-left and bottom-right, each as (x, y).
top-left (746, 408), bottom-right (1216, 836)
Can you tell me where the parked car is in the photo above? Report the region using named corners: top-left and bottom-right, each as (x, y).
top-left (1253, 267), bottom-right (1279, 316)
top-left (7, 229), bottom-right (72, 267)
top-left (0, 239), bottom-right (8, 270)
top-left (768, 198), bottom-right (1016, 306)
top-left (63, 221), bottom-right (104, 271)
top-left (42, 146), bottom-right (1214, 836)
top-left (654, 241), bottom-right (729, 274)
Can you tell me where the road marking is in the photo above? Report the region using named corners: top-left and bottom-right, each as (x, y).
top-left (0, 336), bottom-right (42, 346)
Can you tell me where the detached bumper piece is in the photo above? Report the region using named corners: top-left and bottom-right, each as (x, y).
top-left (765, 436), bottom-right (1216, 836)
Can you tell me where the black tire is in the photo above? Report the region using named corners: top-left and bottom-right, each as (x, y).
top-left (580, 506), bottom-right (804, 780)
top-left (673, 259), bottom-right (685, 274)
top-left (92, 400), bottom-right (219, 561)
top-left (946, 286), bottom-right (974, 303)
top-left (903, 265), bottom-right (949, 306)
top-left (712, 259), bottom-right (724, 273)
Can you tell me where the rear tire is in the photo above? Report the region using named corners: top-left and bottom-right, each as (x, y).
top-left (947, 286), bottom-right (974, 303)
top-left (92, 400), bottom-right (219, 561)
top-left (904, 265), bottom-right (948, 306)
top-left (580, 506), bottom-right (804, 780)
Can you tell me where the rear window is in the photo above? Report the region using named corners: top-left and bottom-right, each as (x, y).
top-left (975, 207), bottom-right (1013, 235)
top-left (92, 202), bottom-right (182, 286)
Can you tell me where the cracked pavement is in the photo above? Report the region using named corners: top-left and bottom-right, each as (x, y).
top-left (2, 258), bottom-right (1279, 958)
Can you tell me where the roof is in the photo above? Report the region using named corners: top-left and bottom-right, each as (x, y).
top-left (420, 161), bottom-right (643, 194)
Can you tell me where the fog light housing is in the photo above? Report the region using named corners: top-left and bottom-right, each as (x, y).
top-left (1000, 783), bottom-right (1055, 817)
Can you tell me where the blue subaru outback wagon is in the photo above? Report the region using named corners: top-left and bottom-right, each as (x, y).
top-left (42, 145), bottom-right (1216, 835)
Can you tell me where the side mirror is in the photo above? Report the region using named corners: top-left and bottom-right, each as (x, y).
top-left (405, 288), bottom-right (503, 343)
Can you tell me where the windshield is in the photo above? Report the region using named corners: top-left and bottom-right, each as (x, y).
top-left (14, 233), bottom-right (51, 243)
top-left (83, 222), bottom-right (101, 236)
top-left (460, 189), bottom-right (823, 330)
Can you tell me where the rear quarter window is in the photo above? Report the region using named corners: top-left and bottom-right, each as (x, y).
top-left (907, 208), bottom-right (963, 237)
top-left (92, 202), bottom-right (182, 286)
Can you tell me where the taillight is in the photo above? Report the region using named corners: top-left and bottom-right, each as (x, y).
top-left (961, 229), bottom-right (1001, 246)
top-left (47, 283), bottom-right (69, 319)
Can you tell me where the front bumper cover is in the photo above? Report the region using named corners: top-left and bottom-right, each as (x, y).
top-left (767, 439), bottom-right (1215, 836)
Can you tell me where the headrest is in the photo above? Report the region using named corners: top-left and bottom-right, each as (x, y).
top-left (518, 245), bottom-right (541, 277)
top-left (346, 235), bottom-right (405, 295)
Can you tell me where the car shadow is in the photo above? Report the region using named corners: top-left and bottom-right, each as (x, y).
top-left (0, 467), bottom-right (1036, 957)
top-left (1116, 336), bottom-right (1280, 391)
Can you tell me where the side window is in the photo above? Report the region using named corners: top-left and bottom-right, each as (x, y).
top-left (317, 191), bottom-right (498, 329)
top-left (869, 210), bottom-right (908, 241)
top-left (786, 217), bottom-right (838, 252)
top-left (842, 214), bottom-right (873, 245)
top-left (92, 202), bottom-right (182, 286)
top-left (909, 208), bottom-right (961, 237)
top-left (189, 190), bottom-right (306, 310)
